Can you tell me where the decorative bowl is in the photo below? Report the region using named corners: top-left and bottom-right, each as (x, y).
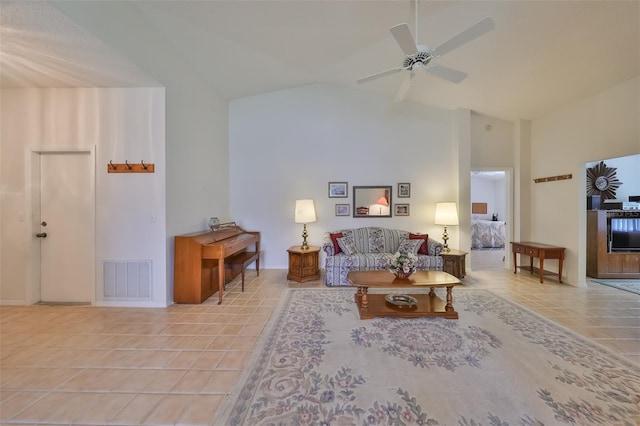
top-left (394, 272), bottom-right (412, 280)
top-left (385, 294), bottom-right (418, 308)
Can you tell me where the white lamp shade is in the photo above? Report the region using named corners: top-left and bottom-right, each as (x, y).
top-left (295, 199), bottom-right (317, 223)
top-left (434, 202), bottom-right (459, 225)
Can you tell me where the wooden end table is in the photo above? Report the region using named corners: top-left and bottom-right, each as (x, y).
top-left (440, 249), bottom-right (467, 278)
top-left (347, 270), bottom-right (462, 320)
top-left (287, 246), bottom-right (320, 282)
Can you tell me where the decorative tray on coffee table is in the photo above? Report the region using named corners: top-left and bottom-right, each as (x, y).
top-left (385, 294), bottom-right (418, 308)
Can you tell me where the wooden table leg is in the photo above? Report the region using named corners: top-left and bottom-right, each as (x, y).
top-left (513, 252), bottom-right (517, 274)
top-left (445, 286), bottom-right (454, 312)
top-left (529, 256), bottom-right (534, 275)
top-left (539, 257), bottom-right (544, 283)
top-left (558, 256), bottom-right (563, 283)
top-left (218, 262), bottom-right (224, 304)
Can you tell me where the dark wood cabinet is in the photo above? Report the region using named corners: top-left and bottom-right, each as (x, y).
top-left (587, 210), bottom-right (640, 279)
top-left (440, 249), bottom-right (467, 279)
top-left (287, 246), bottom-right (320, 282)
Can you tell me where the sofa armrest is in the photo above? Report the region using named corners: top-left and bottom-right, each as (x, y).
top-left (322, 241), bottom-right (335, 256)
top-left (428, 239), bottom-right (443, 256)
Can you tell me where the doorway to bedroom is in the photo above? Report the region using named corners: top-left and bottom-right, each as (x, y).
top-left (470, 170), bottom-right (508, 271)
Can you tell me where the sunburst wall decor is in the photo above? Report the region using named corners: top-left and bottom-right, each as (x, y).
top-left (586, 161), bottom-right (622, 200)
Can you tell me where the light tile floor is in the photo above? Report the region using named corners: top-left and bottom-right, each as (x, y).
top-left (470, 247), bottom-right (506, 271)
top-left (1, 268), bottom-right (638, 425)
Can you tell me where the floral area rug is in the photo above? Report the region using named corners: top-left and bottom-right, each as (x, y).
top-left (591, 279), bottom-right (640, 296)
top-left (216, 288), bottom-right (639, 425)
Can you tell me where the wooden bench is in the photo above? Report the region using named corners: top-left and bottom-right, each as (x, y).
top-left (225, 251), bottom-right (260, 291)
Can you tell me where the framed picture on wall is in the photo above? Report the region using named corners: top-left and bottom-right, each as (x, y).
top-left (335, 204), bottom-right (350, 216)
top-left (398, 183), bottom-right (411, 198)
top-left (395, 204), bottom-right (410, 216)
top-left (328, 182), bottom-right (348, 198)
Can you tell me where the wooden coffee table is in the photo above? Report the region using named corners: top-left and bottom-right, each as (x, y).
top-left (347, 270), bottom-right (462, 320)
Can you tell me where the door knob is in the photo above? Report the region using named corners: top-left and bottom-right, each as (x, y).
top-left (36, 232), bottom-right (47, 238)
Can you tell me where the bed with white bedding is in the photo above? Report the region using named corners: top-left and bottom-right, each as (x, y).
top-left (471, 219), bottom-right (506, 249)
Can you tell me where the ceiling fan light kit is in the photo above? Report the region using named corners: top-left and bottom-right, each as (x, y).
top-left (357, 3), bottom-right (495, 103)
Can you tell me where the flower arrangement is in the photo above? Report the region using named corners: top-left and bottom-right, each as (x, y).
top-left (388, 252), bottom-right (417, 279)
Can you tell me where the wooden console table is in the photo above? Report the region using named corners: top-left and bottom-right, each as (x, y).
top-left (511, 242), bottom-right (565, 283)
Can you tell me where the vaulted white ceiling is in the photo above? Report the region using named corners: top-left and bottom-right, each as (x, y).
top-left (1, 1), bottom-right (638, 121)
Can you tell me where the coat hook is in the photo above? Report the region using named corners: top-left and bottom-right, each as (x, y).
top-left (141, 160), bottom-right (147, 170)
top-left (125, 160), bottom-right (132, 170)
top-left (109, 160), bottom-right (117, 170)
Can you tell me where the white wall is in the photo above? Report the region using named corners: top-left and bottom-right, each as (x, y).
top-left (471, 113), bottom-right (515, 168)
top-left (1, 88), bottom-right (167, 306)
top-left (229, 84), bottom-right (461, 269)
top-left (51, 0), bottom-right (231, 304)
top-left (531, 76), bottom-right (640, 286)
top-left (471, 175), bottom-right (506, 221)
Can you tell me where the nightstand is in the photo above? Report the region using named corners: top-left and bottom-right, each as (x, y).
top-left (287, 246), bottom-right (321, 282)
top-left (440, 249), bottom-right (467, 279)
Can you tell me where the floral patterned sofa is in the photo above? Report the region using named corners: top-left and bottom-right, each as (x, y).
top-left (322, 227), bottom-right (443, 286)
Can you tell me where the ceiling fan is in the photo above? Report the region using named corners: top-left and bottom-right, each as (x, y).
top-left (357, 4), bottom-right (495, 103)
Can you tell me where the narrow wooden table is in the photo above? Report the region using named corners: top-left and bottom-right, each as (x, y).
top-left (511, 241), bottom-right (565, 283)
top-left (347, 271), bottom-right (462, 320)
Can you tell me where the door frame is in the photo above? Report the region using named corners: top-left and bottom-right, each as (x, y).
top-left (470, 167), bottom-right (513, 270)
top-left (25, 146), bottom-right (96, 304)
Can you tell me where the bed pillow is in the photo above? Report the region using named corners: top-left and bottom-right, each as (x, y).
top-left (329, 232), bottom-right (344, 254)
top-left (409, 233), bottom-right (429, 255)
top-left (397, 238), bottom-right (423, 256)
top-left (336, 236), bottom-right (358, 255)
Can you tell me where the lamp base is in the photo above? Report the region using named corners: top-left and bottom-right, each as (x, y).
top-left (441, 226), bottom-right (450, 253)
top-left (300, 224), bottom-right (309, 250)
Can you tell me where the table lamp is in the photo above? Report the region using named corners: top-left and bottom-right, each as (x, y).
top-left (295, 199), bottom-right (317, 250)
top-left (434, 202), bottom-right (459, 253)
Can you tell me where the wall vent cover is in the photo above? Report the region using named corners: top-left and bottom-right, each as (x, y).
top-left (103, 260), bottom-right (152, 300)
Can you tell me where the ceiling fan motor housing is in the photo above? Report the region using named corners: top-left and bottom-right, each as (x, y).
top-left (403, 51), bottom-right (432, 70)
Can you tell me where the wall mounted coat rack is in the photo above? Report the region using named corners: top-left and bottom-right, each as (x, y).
top-left (533, 174), bottom-right (571, 183)
top-left (107, 160), bottom-right (155, 173)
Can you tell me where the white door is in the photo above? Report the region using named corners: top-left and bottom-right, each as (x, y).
top-left (39, 152), bottom-right (94, 303)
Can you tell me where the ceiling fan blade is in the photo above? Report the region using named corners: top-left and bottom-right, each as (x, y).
top-left (427, 64), bottom-right (468, 84)
top-left (393, 78), bottom-right (412, 103)
top-left (433, 17), bottom-right (495, 57)
top-left (390, 23), bottom-right (418, 56)
top-left (357, 68), bottom-right (403, 85)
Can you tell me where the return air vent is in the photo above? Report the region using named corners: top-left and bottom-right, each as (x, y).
top-left (103, 260), bottom-right (152, 300)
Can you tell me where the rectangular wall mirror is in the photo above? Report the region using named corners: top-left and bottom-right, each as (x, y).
top-left (353, 186), bottom-right (392, 217)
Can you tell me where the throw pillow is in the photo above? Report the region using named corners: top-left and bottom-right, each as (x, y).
top-left (329, 232), bottom-right (344, 254)
top-left (397, 238), bottom-right (423, 256)
top-left (409, 233), bottom-right (429, 255)
top-left (336, 236), bottom-right (358, 255)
